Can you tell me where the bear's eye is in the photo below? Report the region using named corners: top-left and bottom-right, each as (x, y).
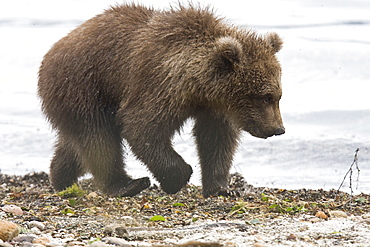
top-left (263, 94), bottom-right (273, 104)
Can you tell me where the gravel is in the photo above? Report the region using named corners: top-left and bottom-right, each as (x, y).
top-left (0, 172), bottom-right (369, 246)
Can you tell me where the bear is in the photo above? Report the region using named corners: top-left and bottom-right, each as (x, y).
top-left (38, 3), bottom-right (285, 198)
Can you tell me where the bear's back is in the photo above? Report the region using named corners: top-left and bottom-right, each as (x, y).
top-left (37, 5), bottom-right (156, 129)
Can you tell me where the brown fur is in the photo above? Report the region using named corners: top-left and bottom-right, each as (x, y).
top-left (38, 3), bottom-right (285, 197)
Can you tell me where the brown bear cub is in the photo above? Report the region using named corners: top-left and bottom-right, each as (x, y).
top-left (38, 3), bottom-right (285, 197)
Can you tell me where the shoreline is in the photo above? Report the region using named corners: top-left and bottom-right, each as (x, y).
top-left (1, 172), bottom-right (370, 246)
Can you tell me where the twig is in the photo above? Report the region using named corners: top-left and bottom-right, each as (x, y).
top-left (338, 148), bottom-right (360, 195)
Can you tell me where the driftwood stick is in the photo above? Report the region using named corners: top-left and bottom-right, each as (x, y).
top-left (338, 148), bottom-right (360, 195)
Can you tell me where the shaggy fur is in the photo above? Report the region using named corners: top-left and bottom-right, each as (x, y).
top-left (38, 4), bottom-right (285, 197)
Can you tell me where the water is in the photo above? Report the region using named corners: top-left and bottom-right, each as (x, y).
top-left (1, 0), bottom-right (369, 194)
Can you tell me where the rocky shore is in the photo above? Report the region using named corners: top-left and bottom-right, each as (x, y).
top-left (1, 172), bottom-right (369, 246)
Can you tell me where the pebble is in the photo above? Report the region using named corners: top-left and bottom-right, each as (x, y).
top-left (86, 192), bottom-right (99, 199)
top-left (104, 237), bottom-right (131, 246)
top-left (1, 205), bottom-right (23, 216)
top-left (309, 217), bottom-right (321, 223)
top-left (89, 241), bottom-right (109, 247)
top-left (286, 233), bottom-right (297, 241)
top-left (329, 210), bottom-right (348, 218)
top-left (23, 243), bottom-right (35, 247)
top-left (104, 224), bottom-right (128, 237)
top-left (362, 214), bottom-right (370, 219)
top-left (360, 218), bottom-right (370, 225)
top-left (29, 221), bottom-right (45, 231)
top-left (121, 216), bottom-right (138, 225)
top-left (67, 240), bottom-right (86, 246)
top-left (176, 241), bottom-right (223, 247)
top-left (33, 237), bottom-right (51, 245)
top-left (29, 227), bottom-right (42, 234)
top-left (299, 225), bottom-right (309, 231)
top-left (315, 210), bottom-right (328, 220)
top-left (12, 235), bottom-right (36, 243)
top-left (352, 215), bottom-right (362, 221)
top-left (0, 220), bottom-right (19, 241)
top-left (302, 235), bottom-right (311, 242)
top-left (0, 241), bottom-right (13, 247)
top-left (253, 242), bottom-right (269, 247)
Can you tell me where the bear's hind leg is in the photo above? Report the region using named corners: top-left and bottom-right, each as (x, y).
top-left (80, 132), bottom-right (150, 196)
top-left (50, 138), bottom-right (83, 191)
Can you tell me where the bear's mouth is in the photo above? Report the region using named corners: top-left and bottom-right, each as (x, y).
top-left (250, 131), bottom-right (272, 139)
top-left (246, 126), bottom-right (285, 139)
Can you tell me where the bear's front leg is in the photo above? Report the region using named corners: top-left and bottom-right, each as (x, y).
top-left (123, 127), bottom-right (193, 194)
top-left (193, 111), bottom-right (241, 197)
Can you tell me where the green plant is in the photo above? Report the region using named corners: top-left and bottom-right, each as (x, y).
top-left (268, 203), bottom-right (307, 214)
top-left (88, 238), bottom-right (101, 245)
top-left (61, 207), bottom-right (75, 215)
top-left (68, 198), bottom-right (77, 207)
top-left (261, 193), bottom-right (269, 202)
top-left (229, 202), bottom-right (248, 215)
top-left (149, 215), bottom-right (166, 222)
top-left (57, 184), bottom-right (86, 198)
top-left (355, 197), bottom-right (368, 203)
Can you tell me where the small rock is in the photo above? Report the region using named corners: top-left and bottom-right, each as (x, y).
top-left (63, 234), bottom-right (75, 239)
top-left (329, 210), bottom-right (348, 218)
top-left (20, 242), bottom-right (34, 247)
top-left (30, 227), bottom-right (42, 234)
top-left (29, 221), bottom-right (45, 231)
top-left (104, 224), bottom-right (128, 237)
top-left (253, 243), bottom-right (269, 247)
top-left (299, 225), bottom-right (309, 231)
top-left (315, 211), bottom-right (328, 220)
top-left (104, 224), bottom-right (117, 235)
top-left (360, 218), bottom-right (370, 225)
top-left (121, 216), bottom-right (138, 226)
top-left (0, 242), bottom-right (13, 247)
top-left (0, 239), bottom-right (13, 247)
top-left (362, 214), bottom-right (370, 219)
top-left (287, 233), bottom-right (297, 241)
top-left (48, 243), bottom-right (65, 247)
top-left (104, 237), bottom-right (131, 246)
top-left (89, 241), bottom-right (109, 247)
top-left (67, 241), bottom-right (86, 246)
top-left (302, 235), bottom-right (311, 241)
top-left (2, 205), bottom-right (23, 216)
top-left (13, 235), bottom-right (36, 243)
top-left (176, 241), bottom-right (222, 247)
top-left (116, 226), bottom-right (129, 237)
top-left (33, 237), bottom-right (50, 245)
top-left (351, 215), bottom-right (362, 221)
top-left (309, 217), bottom-right (321, 223)
top-left (86, 192), bottom-right (99, 199)
top-left (0, 220), bottom-right (19, 241)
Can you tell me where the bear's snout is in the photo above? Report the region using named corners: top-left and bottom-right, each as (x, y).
top-left (247, 125), bottom-right (284, 139)
top-left (274, 126), bottom-right (285, 136)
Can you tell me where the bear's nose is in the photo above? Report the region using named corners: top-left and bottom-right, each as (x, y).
top-left (274, 126), bottom-right (285, 136)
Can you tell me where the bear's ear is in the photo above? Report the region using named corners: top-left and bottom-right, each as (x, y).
top-left (266, 32), bottom-right (283, 53)
top-left (214, 36), bottom-right (243, 71)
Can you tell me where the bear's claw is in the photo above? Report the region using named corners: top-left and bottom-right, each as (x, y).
top-left (119, 177), bottom-right (151, 197)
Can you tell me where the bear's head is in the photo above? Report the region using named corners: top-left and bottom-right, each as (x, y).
top-left (209, 32), bottom-right (285, 138)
